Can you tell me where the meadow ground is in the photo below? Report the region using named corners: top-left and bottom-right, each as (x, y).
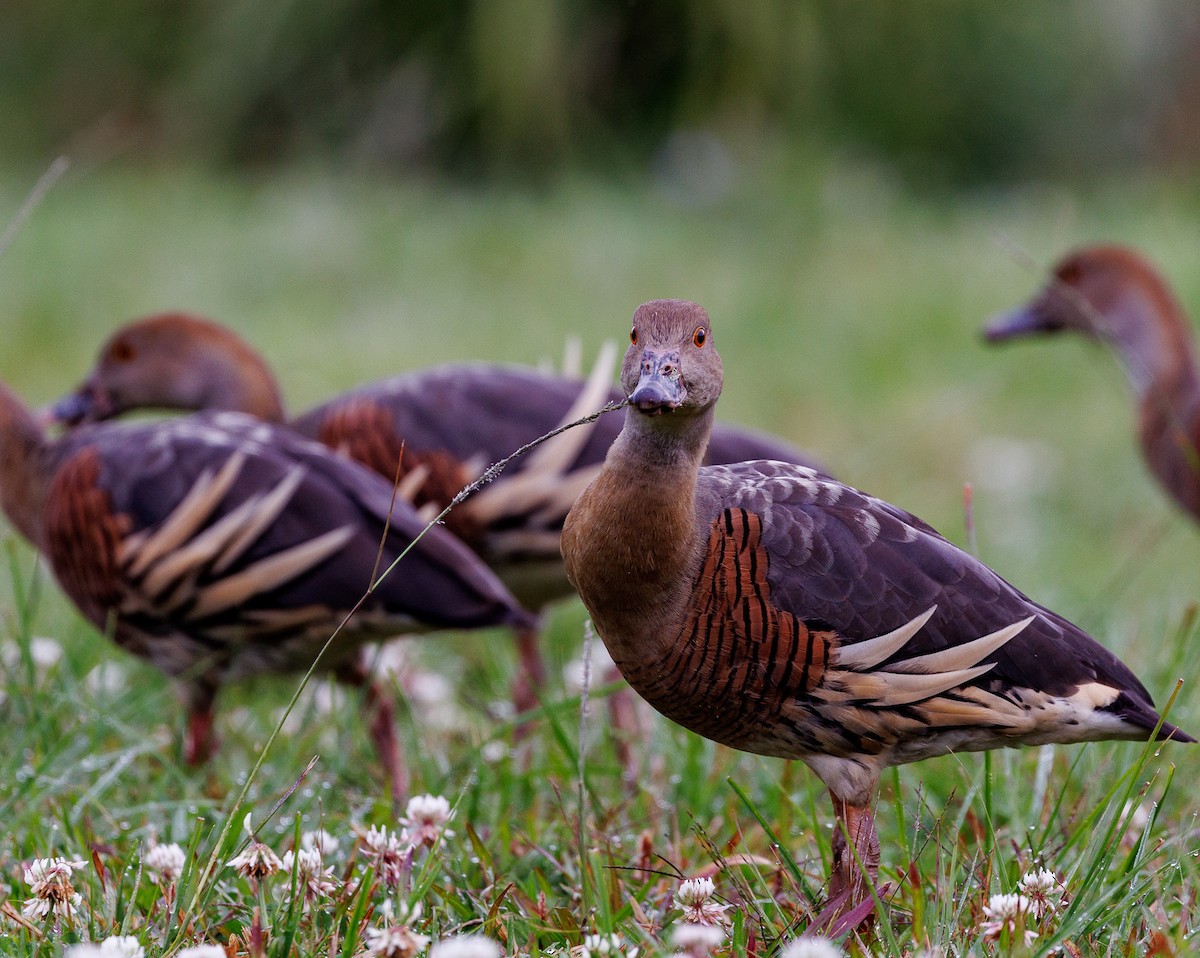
top-left (0, 153), bottom-right (1198, 956)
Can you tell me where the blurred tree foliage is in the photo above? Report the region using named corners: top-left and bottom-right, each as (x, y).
top-left (3, 0), bottom-right (1196, 183)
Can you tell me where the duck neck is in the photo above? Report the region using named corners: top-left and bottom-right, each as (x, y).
top-left (192, 349), bottom-right (287, 422)
top-left (0, 384), bottom-right (49, 545)
top-left (1103, 279), bottom-right (1200, 406)
top-left (1098, 280), bottom-right (1200, 472)
top-left (568, 405), bottom-right (714, 665)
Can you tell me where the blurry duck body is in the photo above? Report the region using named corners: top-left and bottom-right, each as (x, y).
top-left (50, 313), bottom-right (821, 613)
top-left (985, 245), bottom-right (1200, 521)
top-left (561, 299), bottom-right (1190, 922)
top-left (0, 381), bottom-right (532, 790)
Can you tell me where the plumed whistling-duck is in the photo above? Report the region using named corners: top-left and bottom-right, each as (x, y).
top-left (1, 381), bottom-right (534, 795)
top-left (48, 313), bottom-right (823, 708)
top-left (985, 244), bottom-right (1200, 523)
top-left (561, 299), bottom-right (1190, 924)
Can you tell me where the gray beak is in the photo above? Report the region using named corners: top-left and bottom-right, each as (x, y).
top-left (628, 348), bottom-right (685, 412)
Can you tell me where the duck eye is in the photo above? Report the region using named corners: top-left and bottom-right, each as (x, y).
top-left (629, 326), bottom-right (638, 345)
top-left (1057, 262), bottom-right (1082, 286)
top-left (110, 339), bottom-right (137, 363)
top-left (692, 325), bottom-right (707, 347)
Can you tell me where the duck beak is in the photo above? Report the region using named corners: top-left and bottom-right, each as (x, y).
top-left (628, 348), bottom-right (685, 413)
top-left (44, 385), bottom-right (105, 426)
top-left (982, 304), bottom-right (1054, 344)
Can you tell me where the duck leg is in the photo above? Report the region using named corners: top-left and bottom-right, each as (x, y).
top-left (338, 661), bottom-right (408, 803)
top-left (510, 620), bottom-right (547, 726)
top-left (603, 664), bottom-right (642, 783)
top-left (184, 701), bottom-right (218, 766)
top-left (828, 792), bottom-right (880, 903)
top-left (364, 678), bottom-right (408, 803)
top-left (183, 681), bottom-right (220, 766)
top-left (814, 792), bottom-right (881, 933)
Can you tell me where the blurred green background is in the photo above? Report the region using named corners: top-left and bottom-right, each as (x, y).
top-left (3, 0), bottom-right (1200, 675)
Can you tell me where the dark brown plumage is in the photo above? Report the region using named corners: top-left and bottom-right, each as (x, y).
top-left (2, 382), bottom-right (533, 794)
top-left (49, 312), bottom-right (823, 708)
top-left (561, 299), bottom-right (1190, 923)
top-left (985, 245), bottom-right (1200, 522)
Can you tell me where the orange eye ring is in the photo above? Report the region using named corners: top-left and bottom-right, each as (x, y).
top-left (692, 325), bottom-right (707, 347)
top-left (629, 326), bottom-right (638, 345)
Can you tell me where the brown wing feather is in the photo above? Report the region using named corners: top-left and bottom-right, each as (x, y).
top-left (312, 398), bottom-right (480, 542)
top-left (42, 450), bottom-right (129, 628)
top-left (313, 399), bottom-right (405, 478)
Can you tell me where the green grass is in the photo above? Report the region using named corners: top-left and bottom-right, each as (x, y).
top-left (1, 153), bottom-right (1199, 955)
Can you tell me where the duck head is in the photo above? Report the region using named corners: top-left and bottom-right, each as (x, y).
top-left (49, 313), bottom-right (285, 425)
top-left (623, 299), bottom-right (723, 420)
top-left (984, 245), bottom-right (1177, 346)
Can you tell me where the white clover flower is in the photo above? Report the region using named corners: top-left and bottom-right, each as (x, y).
top-left (227, 840), bottom-right (284, 879)
top-left (22, 857), bottom-right (87, 925)
top-left (379, 899), bottom-right (424, 925)
top-left (779, 937), bottom-right (844, 958)
top-left (980, 892), bottom-right (1037, 945)
top-left (577, 932), bottom-right (638, 956)
top-left (21, 892), bottom-right (82, 923)
top-left (143, 841), bottom-right (187, 883)
top-left (2, 636), bottom-right (64, 671)
top-left (370, 640), bottom-right (414, 681)
top-left (176, 947), bottom-right (228, 958)
top-left (674, 877), bottom-right (729, 927)
top-left (362, 902), bottom-right (430, 957)
top-left (401, 794), bottom-right (456, 848)
top-left (670, 922), bottom-right (724, 955)
top-left (24, 856), bottom-right (87, 889)
top-left (363, 925), bottom-right (431, 957)
top-left (1017, 867), bottom-right (1067, 919)
top-left (85, 661), bottom-right (129, 696)
top-left (428, 934), bottom-right (504, 958)
top-left (408, 671), bottom-right (469, 731)
top-left (282, 847), bottom-right (339, 903)
top-left (360, 824), bottom-right (414, 888)
top-left (302, 828), bottom-right (341, 857)
top-left (64, 947), bottom-right (105, 957)
top-left (562, 642), bottom-right (617, 694)
top-left (97, 936), bottom-right (145, 957)
top-left (371, 642), bottom-right (469, 731)
top-left (227, 815), bottom-right (283, 879)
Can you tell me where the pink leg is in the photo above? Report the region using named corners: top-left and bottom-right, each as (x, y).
top-left (364, 678), bottom-right (408, 803)
top-left (828, 792), bottom-right (880, 902)
top-left (602, 664), bottom-right (640, 783)
top-left (510, 621), bottom-right (546, 722)
top-left (823, 792), bottom-right (881, 929)
top-left (338, 662), bottom-right (408, 803)
top-left (184, 704), bottom-right (218, 766)
top-left (183, 684), bottom-right (219, 766)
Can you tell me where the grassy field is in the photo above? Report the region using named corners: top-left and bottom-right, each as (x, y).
top-left (1, 153), bottom-right (1199, 956)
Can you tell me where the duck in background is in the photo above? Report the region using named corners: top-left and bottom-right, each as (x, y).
top-left (562, 299), bottom-right (1190, 927)
top-left (985, 245), bottom-right (1200, 522)
top-left (48, 312), bottom-right (824, 712)
top-left (1, 379), bottom-right (534, 798)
